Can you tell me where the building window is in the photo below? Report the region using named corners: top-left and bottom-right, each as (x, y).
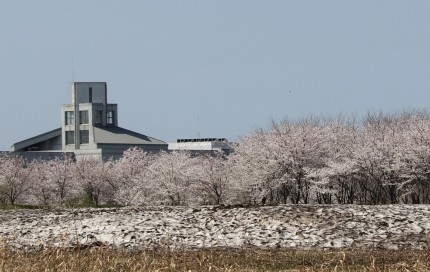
top-left (80, 110), bottom-right (89, 124)
top-left (107, 111), bottom-right (114, 125)
top-left (80, 130), bottom-right (89, 144)
top-left (65, 111), bottom-right (74, 125)
top-left (95, 110), bottom-right (103, 125)
top-left (65, 131), bottom-right (74, 145)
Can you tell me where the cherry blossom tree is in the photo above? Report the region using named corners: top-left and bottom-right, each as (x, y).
top-left (0, 154), bottom-right (34, 205)
top-left (113, 147), bottom-right (154, 206)
top-left (194, 153), bottom-right (231, 205)
top-left (28, 159), bottom-right (53, 206)
top-left (394, 111), bottom-right (430, 203)
top-left (230, 117), bottom-right (330, 205)
top-left (319, 115), bottom-right (360, 204)
top-left (148, 151), bottom-right (197, 205)
top-left (74, 157), bottom-right (116, 206)
top-left (44, 155), bottom-right (77, 205)
top-left (4, 109), bottom-right (430, 207)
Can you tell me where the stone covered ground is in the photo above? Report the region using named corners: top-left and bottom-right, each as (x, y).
top-left (0, 205), bottom-right (429, 250)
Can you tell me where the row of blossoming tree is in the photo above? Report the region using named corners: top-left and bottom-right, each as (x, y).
top-left (1, 110), bottom-right (430, 207)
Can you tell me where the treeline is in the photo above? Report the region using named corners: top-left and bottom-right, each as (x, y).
top-left (2, 110), bottom-right (430, 207)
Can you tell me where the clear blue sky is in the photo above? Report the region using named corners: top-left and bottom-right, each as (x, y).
top-left (1, 1), bottom-right (430, 151)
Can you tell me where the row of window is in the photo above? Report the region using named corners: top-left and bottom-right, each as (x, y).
top-left (65, 130), bottom-right (89, 145)
top-left (65, 110), bottom-right (115, 125)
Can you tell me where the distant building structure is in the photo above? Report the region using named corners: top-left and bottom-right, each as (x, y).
top-left (11, 82), bottom-right (167, 160)
top-left (168, 138), bottom-right (234, 155)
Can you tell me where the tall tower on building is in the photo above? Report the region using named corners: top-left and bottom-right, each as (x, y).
top-left (61, 82), bottom-right (118, 151)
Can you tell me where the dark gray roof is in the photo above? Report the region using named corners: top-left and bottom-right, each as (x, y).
top-left (11, 128), bottom-right (62, 152)
top-left (93, 126), bottom-right (167, 146)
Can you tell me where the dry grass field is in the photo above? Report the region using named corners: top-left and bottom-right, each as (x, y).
top-left (0, 247), bottom-right (429, 271)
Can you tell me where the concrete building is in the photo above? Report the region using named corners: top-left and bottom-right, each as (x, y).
top-left (168, 138), bottom-right (234, 155)
top-left (11, 82), bottom-right (167, 160)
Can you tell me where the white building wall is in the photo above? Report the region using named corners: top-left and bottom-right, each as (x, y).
top-left (74, 149), bottom-right (103, 161)
top-left (168, 142), bottom-right (214, 151)
top-left (168, 141), bottom-right (233, 152)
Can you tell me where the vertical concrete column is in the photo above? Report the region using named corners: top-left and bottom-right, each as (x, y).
top-left (73, 82), bottom-right (80, 150)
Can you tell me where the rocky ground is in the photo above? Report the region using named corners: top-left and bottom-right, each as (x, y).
top-left (0, 205), bottom-right (429, 250)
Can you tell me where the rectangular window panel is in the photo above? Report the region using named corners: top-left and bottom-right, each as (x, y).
top-left (107, 111), bottom-right (114, 125)
top-left (80, 130), bottom-right (89, 144)
top-left (80, 110), bottom-right (89, 124)
top-left (65, 131), bottom-right (74, 145)
top-left (65, 111), bottom-right (74, 125)
top-left (95, 110), bottom-right (103, 125)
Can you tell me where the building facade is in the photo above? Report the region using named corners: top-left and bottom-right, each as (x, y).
top-left (168, 138), bottom-right (234, 155)
top-left (11, 82), bottom-right (167, 160)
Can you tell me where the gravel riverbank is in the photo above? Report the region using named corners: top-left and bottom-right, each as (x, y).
top-left (1, 205), bottom-right (429, 250)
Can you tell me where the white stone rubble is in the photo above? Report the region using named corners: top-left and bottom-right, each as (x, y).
top-left (0, 205), bottom-right (429, 250)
